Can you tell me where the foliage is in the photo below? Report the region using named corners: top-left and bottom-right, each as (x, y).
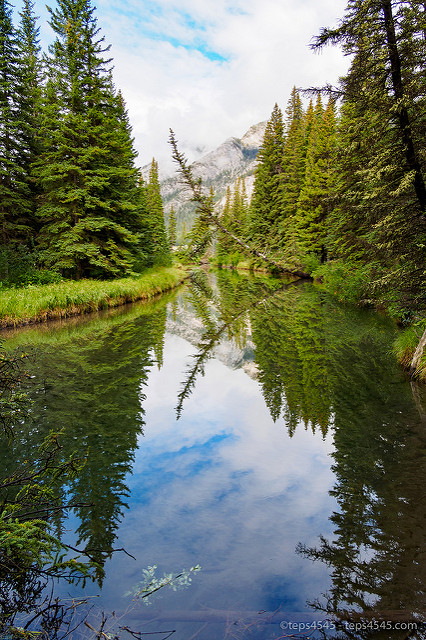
top-left (249, 103), bottom-right (286, 249)
top-left (169, 129), bottom-right (310, 277)
top-left (393, 319), bottom-right (426, 378)
top-left (142, 160), bottom-right (172, 267)
top-left (312, 0), bottom-right (426, 317)
top-left (167, 205), bottom-right (177, 248)
top-left (125, 564), bottom-right (201, 605)
top-left (0, 0), bottom-right (34, 248)
top-left (0, 347), bottom-right (101, 635)
top-left (312, 259), bottom-right (373, 305)
top-left (33, 0), bottom-right (145, 279)
top-left (216, 179), bottom-right (250, 264)
top-left (0, 245), bottom-right (62, 288)
top-left (0, 0), bottom-right (168, 283)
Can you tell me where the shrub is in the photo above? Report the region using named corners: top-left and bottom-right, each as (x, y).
top-left (313, 259), bottom-right (372, 305)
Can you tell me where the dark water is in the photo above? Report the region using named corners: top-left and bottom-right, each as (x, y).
top-left (2, 270), bottom-right (426, 639)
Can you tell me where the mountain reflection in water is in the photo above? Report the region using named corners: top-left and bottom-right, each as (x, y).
top-left (2, 269), bottom-right (425, 639)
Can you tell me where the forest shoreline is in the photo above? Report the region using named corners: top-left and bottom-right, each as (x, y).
top-left (214, 261), bottom-right (426, 383)
top-left (0, 266), bottom-right (188, 329)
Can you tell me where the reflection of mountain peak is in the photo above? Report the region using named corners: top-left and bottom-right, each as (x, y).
top-left (166, 304), bottom-right (258, 377)
top-left (242, 361), bottom-right (259, 380)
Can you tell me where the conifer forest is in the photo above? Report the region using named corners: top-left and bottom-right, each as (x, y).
top-left (1, 1), bottom-right (426, 639)
top-left (0, 0), bottom-right (170, 285)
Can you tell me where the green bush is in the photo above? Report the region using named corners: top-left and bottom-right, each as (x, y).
top-left (0, 246), bottom-right (63, 289)
top-left (313, 259), bottom-right (372, 305)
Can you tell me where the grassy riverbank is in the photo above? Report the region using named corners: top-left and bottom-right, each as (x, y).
top-left (0, 266), bottom-right (187, 328)
top-left (393, 322), bottom-right (426, 381)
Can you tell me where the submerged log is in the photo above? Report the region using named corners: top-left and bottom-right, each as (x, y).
top-left (126, 608), bottom-right (423, 625)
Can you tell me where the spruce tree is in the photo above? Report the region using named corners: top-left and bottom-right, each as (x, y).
top-left (217, 179), bottom-right (249, 263)
top-left (167, 205), bottom-right (177, 249)
top-left (249, 103), bottom-right (285, 250)
top-left (314, 0), bottom-right (426, 312)
top-left (296, 97), bottom-right (338, 262)
top-left (216, 186), bottom-right (233, 263)
top-left (0, 0), bottom-right (32, 247)
top-left (145, 159), bottom-right (171, 266)
top-left (17, 0), bottom-right (42, 187)
top-left (34, 0), bottom-right (146, 278)
top-left (278, 87), bottom-right (306, 251)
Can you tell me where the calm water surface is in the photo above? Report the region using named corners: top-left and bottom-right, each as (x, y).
top-left (3, 271), bottom-right (426, 639)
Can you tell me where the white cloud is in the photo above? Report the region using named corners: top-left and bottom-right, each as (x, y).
top-left (33, 0), bottom-right (349, 175)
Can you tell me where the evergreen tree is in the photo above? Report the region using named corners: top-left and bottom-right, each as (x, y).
top-left (314, 0), bottom-right (426, 312)
top-left (277, 88), bottom-right (306, 253)
top-left (249, 103), bottom-right (285, 250)
top-left (0, 0), bottom-right (32, 246)
top-left (168, 205), bottom-right (177, 248)
top-left (216, 186), bottom-right (232, 263)
top-left (296, 97), bottom-right (338, 262)
top-left (145, 159), bottom-right (171, 266)
top-left (217, 178), bottom-right (249, 263)
top-left (34, 0), bottom-right (146, 279)
top-left (231, 177), bottom-right (249, 236)
top-left (17, 0), bottom-right (42, 190)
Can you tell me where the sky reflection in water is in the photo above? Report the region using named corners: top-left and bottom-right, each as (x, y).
top-left (99, 332), bottom-right (336, 626)
top-left (7, 274), bottom-right (423, 639)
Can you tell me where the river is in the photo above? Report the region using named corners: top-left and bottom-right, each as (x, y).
top-left (2, 269), bottom-right (426, 639)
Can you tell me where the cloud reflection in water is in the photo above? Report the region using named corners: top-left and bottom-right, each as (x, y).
top-left (102, 332), bottom-right (336, 622)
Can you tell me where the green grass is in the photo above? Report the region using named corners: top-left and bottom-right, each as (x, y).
top-left (0, 266), bottom-right (187, 328)
top-left (393, 321), bottom-right (426, 380)
top-left (2, 289), bottom-right (177, 350)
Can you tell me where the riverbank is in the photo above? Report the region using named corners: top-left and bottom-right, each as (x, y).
top-left (0, 266), bottom-right (188, 328)
top-left (208, 258), bottom-right (426, 381)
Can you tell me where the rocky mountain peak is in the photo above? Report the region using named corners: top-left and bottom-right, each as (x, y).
top-left (240, 121), bottom-right (267, 149)
top-left (159, 121), bottom-right (267, 238)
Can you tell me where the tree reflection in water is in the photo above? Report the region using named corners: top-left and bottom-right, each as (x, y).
top-left (2, 269), bottom-right (425, 639)
top-left (177, 269), bottom-right (426, 638)
top-left (1, 296), bottom-right (169, 583)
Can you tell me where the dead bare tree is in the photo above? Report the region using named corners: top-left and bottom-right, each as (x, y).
top-left (168, 130), bottom-right (311, 279)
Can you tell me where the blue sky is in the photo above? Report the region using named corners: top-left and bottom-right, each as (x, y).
top-left (29, 0), bottom-right (348, 175)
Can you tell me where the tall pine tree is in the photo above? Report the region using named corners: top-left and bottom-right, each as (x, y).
top-left (278, 87), bottom-right (306, 252)
top-left (296, 97), bottom-right (338, 262)
top-left (249, 103), bottom-right (285, 251)
top-left (17, 0), bottom-right (42, 194)
top-left (34, 0), bottom-right (146, 278)
top-left (0, 0), bottom-right (33, 247)
top-left (314, 0), bottom-right (426, 311)
top-left (144, 159), bottom-right (171, 266)
top-left (167, 205), bottom-right (177, 248)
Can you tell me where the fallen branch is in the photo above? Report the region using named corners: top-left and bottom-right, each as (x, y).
top-left (168, 130), bottom-right (311, 279)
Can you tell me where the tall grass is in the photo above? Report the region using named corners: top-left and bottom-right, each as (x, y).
top-left (2, 289), bottom-right (177, 350)
top-left (393, 321), bottom-right (426, 381)
top-left (0, 267), bottom-right (187, 328)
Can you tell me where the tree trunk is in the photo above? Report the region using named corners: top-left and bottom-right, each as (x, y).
top-left (381, 0), bottom-right (426, 214)
top-left (409, 327), bottom-right (426, 377)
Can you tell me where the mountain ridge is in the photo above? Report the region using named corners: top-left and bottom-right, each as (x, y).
top-left (153, 121), bottom-right (267, 238)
